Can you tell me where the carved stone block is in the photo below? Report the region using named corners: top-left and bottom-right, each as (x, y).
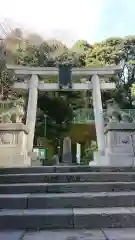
top-left (0, 123), bottom-right (30, 167)
top-left (0, 132), bottom-right (18, 144)
top-left (104, 122), bottom-right (135, 166)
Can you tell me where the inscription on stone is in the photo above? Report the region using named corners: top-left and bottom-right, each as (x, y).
top-left (108, 131), bottom-right (135, 154)
top-left (0, 132), bottom-right (18, 144)
top-left (44, 174), bottom-right (79, 183)
top-left (112, 132), bottom-right (131, 146)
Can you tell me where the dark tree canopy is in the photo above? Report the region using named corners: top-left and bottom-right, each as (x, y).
top-left (36, 94), bottom-right (73, 142)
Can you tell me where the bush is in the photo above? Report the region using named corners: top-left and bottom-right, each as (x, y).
top-left (81, 141), bottom-right (98, 165)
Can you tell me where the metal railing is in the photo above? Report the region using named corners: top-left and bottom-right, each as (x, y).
top-left (73, 108), bottom-right (135, 124)
top-left (73, 109), bottom-right (94, 123)
top-left (0, 101), bottom-right (135, 124)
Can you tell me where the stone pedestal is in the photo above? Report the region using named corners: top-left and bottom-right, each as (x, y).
top-left (90, 122), bottom-right (135, 166)
top-left (104, 122), bottom-right (135, 166)
top-left (31, 152), bottom-right (42, 166)
top-left (0, 123), bottom-right (30, 167)
top-left (89, 151), bottom-right (108, 166)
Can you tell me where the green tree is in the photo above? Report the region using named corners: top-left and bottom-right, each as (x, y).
top-left (86, 36), bottom-right (135, 109)
top-left (35, 94), bottom-right (73, 144)
top-left (5, 28), bottom-right (135, 142)
top-left (27, 33), bottom-right (43, 45)
top-left (86, 37), bottom-right (123, 66)
top-left (0, 40), bottom-right (16, 99)
top-left (72, 40), bottom-right (91, 53)
top-left (71, 40), bottom-right (91, 67)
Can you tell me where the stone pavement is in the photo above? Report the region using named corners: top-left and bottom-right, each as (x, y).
top-left (0, 229), bottom-right (135, 240)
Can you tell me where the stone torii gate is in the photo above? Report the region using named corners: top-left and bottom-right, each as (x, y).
top-left (7, 65), bottom-right (122, 163)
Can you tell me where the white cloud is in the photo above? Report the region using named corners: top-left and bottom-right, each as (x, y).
top-left (0, 0), bottom-right (104, 45)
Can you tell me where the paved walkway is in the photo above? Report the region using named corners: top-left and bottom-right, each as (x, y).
top-left (0, 229), bottom-right (135, 240)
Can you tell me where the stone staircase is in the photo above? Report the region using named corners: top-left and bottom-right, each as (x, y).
top-left (0, 166), bottom-right (135, 230)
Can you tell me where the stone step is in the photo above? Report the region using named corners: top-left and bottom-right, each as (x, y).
top-left (1, 172), bottom-right (135, 184)
top-left (26, 191), bottom-right (135, 209)
top-left (0, 172), bottom-right (135, 184)
top-left (1, 228), bottom-right (135, 240)
top-left (1, 192), bottom-right (135, 209)
top-left (0, 194), bottom-right (29, 209)
top-left (0, 207), bottom-right (135, 229)
top-left (1, 181), bottom-right (135, 194)
top-left (1, 166), bottom-right (135, 174)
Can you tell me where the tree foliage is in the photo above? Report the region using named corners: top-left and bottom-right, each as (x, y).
top-left (86, 36), bottom-right (135, 108)
top-left (0, 40), bottom-right (16, 99)
top-left (36, 95), bottom-right (73, 143)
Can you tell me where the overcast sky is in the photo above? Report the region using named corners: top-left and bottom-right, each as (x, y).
top-left (0, 0), bottom-right (135, 46)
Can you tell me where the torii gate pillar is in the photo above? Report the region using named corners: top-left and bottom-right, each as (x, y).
top-left (90, 74), bottom-right (107, 165)
top-left (26, 74), bottom-right (38, 155)
top-left (91, 75), bottom-right (105, 157)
